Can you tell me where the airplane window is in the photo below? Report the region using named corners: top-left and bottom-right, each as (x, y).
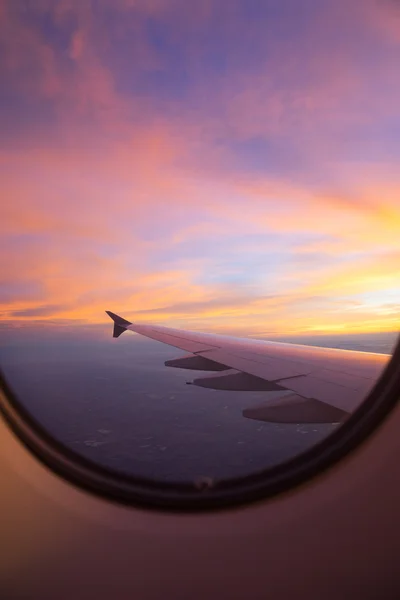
top-left (0, 0), bottom-right (399, 509)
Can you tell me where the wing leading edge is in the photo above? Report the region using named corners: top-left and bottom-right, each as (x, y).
top-left (105, 311), bottom-right (390, 424)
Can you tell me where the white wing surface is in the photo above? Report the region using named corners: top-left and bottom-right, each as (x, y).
top-left (106, 311), bottom-right (391, 424)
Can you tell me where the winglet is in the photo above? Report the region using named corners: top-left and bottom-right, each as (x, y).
top-left (105, 311), bottom-right (132, 338)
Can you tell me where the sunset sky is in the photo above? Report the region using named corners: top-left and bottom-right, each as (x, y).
top-left (1, 0), bottom-right (399, 336)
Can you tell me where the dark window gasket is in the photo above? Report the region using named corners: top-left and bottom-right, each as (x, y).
top-left (0, 334), bottom-right (399, 512)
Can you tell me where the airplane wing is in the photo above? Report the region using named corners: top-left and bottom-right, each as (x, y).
top-left (105, 311), bottom-right (391, 424)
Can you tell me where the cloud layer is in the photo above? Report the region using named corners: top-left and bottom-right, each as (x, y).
top-left (1, 0), bottom-right (399, 334)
